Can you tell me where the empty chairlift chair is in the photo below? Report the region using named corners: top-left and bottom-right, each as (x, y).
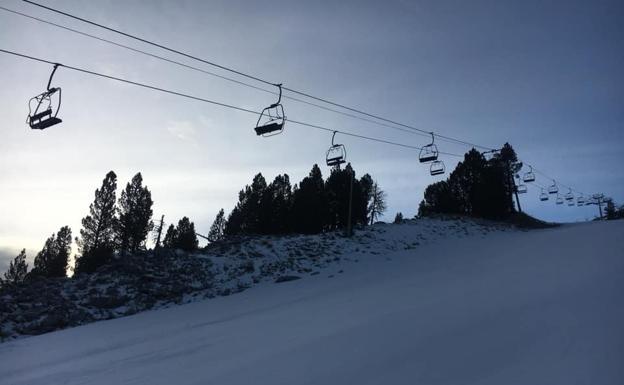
top-left (556, 194), bottom-right (564, 205)
top-left (565, 188), bottom-right (574, 201)
top-left (27, 64), bottom-right (62, 130)
top-left (547, 180), bottom-right (559, 195)
top-left (523, 166), bottom-right (536, 183)
top-left (577, 195), bottom-right (585, 206)
top-left (326, 131), bottom-right (346, 168)
top-left (430, 160), bottom-right (445, 176)
top-left (419, 133), bottom-right (439, 163)
top-left (254, 83), bottom-right (285, 137)
top-left (516, 183), bottom-right (528, 194)
top-left (539, 188), bottom-right (549, 201)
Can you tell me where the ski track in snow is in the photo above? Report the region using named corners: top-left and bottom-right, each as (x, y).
top-left (1, 220), bottom-right (623, 385)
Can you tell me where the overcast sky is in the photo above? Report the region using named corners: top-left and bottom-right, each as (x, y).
top-left (0, 0), bottom-right (622, 270)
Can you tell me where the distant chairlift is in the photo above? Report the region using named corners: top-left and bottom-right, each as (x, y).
top-left (27, 64), bottom-right (62, 130)
top-left (326, 131), bottom-right (346, 168)
top-left (564, 188), bottom-right (574, 201)
top-left (419, 132), bottom-right (439, 163)
top-left (516, 183), bottom-right (527, 194)
top-left (577, 195), bottom-right (585, 206)
top-left (547, 180), bottom-right (559, 194)
top-left (567, 199), bottom-right (575, 207)
top-left (430, 160), bottom-right (445, 176)
top-left (523, 165), bottom-right (536, 183)
top-left (254, 83), bottom-right (285, 136)
top-left (555, 194), bottom-right (564, 205)
top-left (539, 189), bottom-right (549, 201)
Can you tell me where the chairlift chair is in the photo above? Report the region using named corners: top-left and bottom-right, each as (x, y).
top-left (326, 131), bottom-right (346, 168)
top-left (539, 189), bottom-right (549, 201)
top-left (547, 180), bottom-right (559, 194)
top-left (27, 64), bottom-right (62, 130)
top-left (419, 133), bottom-right (439, 163)
top-left (516, 184), bottom-right (527, 194)
top-left (254, 83), bottom-right (285, 136)
top-left (523, 166), bottom-right (536, 183)
top-left (430, 160), bottom-right (445, 176)
top-left (567, 199), bottom-right (575, 207)
top-left (556, 195), bottom-right (564, 205)
top-left (564, 188), bottom-right (574, 201)
top-left (577, 196), bottom-right (585, 206)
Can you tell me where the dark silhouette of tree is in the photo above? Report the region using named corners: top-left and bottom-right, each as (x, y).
top-left (394, 212), bottom-right (404, 224)
top-left (3, 249), bottom-right (28, 285)
top-left (291, 164), bottom-right (327, 234)
top-left (75, 171), bottom-right (118, 274)
top-left (223, 164), bottom-right (383, 236)
top-left (174, 217), bottom-right (198, 251)
top-left (31, 226), bottom-right (72, 278)
top-left (419, 144), bottom-right (521, 220)
top-left (116, 173), bottom-right (153, 255)
top-left (368, 181), bottom-right (387, 225)
top-left (207, 209), bottom-right (226, 242)
top-left (163, 224), bottom-right (178, 248)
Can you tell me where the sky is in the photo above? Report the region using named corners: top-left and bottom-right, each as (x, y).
top-left (0, 0), bottom-right (623, 270)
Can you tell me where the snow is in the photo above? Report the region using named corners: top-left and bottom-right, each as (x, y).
top-left (1, 220), bottom-right (623, 385)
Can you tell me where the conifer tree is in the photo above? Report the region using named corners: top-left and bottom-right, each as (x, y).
top-left (207, 209), bottom-right (226, 242)
top-left (75, 171), bottom-right (118, 274)
top-left (116, 173), bottom-right (153, 254)
top-left (175, 217), bottom-right (198, 251)
top-left (394, 212), bottom-right (404, 224)
top-left (163, 224), bottom-right (178, 248)
top-left (3, 249), bottom-right (28, 284)
top-left (32, 226), bottom-right (72, 278)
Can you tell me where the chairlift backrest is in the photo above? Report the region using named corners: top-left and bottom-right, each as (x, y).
top-left (539, 189), bottom-right (549, 201)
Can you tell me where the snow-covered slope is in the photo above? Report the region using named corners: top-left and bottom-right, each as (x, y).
top-left (1, 220), bottom-right (623, 385)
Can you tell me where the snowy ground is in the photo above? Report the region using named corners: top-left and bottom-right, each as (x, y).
top-left (1, 220), bottom-right (623, 385)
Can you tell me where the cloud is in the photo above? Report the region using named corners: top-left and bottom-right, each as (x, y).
top-left (167, 120), bottom-right (198, 142)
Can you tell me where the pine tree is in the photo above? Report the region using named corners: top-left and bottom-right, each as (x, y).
top-left (163, 224), bottom-right (178, 248)
top-left (207, 209), bottom-right (226, 242)
top-left (32, 226), bottom-right (72, 278)
top-left (3, 249), bottom-right (28, 284)
top-left (292, 164), bottom-right (327, 234)
top-left (175, 217), bottom-right (198, 251)
top-left (75, 171), bottom-right (118, 274)
top-left (394, 212), bottom-right (404, 224)
top-left (116, 173), bottom-right (153, 254)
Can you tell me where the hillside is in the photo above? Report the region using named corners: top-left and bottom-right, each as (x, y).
top-left (1, 219), bottom-right (623, 385)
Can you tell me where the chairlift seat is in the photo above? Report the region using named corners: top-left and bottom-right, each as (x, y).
top-left (29, 115), bottom-right (62, 130)
top-left (254, 121), bottom-right (283, 136)
top-left (516, 184), bottom-right (527, 194)
top-left (548, 185), bottom-right (558, 194)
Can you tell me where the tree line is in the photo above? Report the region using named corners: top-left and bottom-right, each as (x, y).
top-left (2, 164), bottom-right (387, 286)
